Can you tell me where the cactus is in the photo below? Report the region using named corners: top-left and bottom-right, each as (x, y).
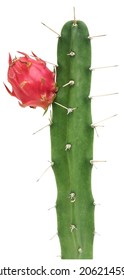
top-left (50, 20), bottom-right (94, 259)
top-left (4, 3), bottom-right (118, 260)
top-left (5, 16), bottom-right (95, 259)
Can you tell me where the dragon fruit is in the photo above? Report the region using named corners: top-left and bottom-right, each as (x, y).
top-left (4, 52), bottom-right (57, 109)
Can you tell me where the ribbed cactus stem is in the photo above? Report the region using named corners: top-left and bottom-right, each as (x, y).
top-left (50, 20), bottom-right (94, 259)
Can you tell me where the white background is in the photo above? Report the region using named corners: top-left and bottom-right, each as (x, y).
top-left (0, 0), bottom-right (124, 277)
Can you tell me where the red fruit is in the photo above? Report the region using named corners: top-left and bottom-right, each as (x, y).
top-left (4, 52), bottom-right (57, 109)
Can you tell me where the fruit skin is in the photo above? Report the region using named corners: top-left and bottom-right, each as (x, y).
top-left (4, 52), bottom-right (57, 109)
top-left (50, 20), bottom-right (94, 259)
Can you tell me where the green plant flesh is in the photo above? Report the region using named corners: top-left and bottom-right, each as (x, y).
top-left (50, 20), bottom-right (94, 259)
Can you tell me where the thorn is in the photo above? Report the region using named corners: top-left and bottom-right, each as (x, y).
top-left (94, 127), bottom-right (99, 137)
top-left (48, 205), bottom-right (56, 211)
top-left (67, 108), bottom-right (76, 115)
top-left (41, 22), bottom-right (61, 37)
top-left (53, 66), bottom-right (57, 83)
top-left (89, 92), bottom-right (119, 98)
top-left (88, 34), bottom-right (107, 39)
top-left (45, 61), bottom-right (58, 67)
top-left (31, 53), bottom-right (58, 67)
top-left (90, 160), bottom-right (106, 169)
top-left (49, 108), bottom-right (53, 124)
top-left (78, 247), bottom-right (83, 254)
top-left (33, 111), bottom-right (53, 135)
top-left (70, 224), bottom-right (77, 232)
top-left (94, 125), bottom-right (104, 137)
top-left (54, 102), bottom-right (68, 110)
top-left (90, 160), bottom-right (107, 164)
top-left (91, 163), bottom-right (97, 169)
top-left (67, 51), bottom-right (75, 56)
top-left (54, 102), bottom-right (76, 115)
top-left (36, 161), bottom-right (54, 183)
top-left (65, 144), bottom-right (72, 151)
top-left (94, 231), bottom-right (101, 237)
top-left (93, 202), bottom-right (101, 206)
top-left (69, 192), bottom-right (76, 203)
top-left (90, 65), bottom-right (118, 71)
top-left (32, 123), bottom-right (51, 135)
top-left (94, 125), bottom-right (104, 127)
top-left (50, 232), bottom-right (58, 240)
top-left (73, 7), bottom-right (77, 26)
top-left (91, 114), bottom-right (117, 127)
top-left (62, 80), bottom-right (75, 87)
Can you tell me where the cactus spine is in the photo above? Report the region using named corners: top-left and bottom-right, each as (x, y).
top-left (50, 20), bottom-right (94, 259)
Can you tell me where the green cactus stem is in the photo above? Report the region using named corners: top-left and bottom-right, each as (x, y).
top-left (50, 20), bottom-right (94, 259)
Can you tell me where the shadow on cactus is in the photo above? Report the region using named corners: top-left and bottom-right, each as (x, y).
top-left (4, 18), bottom-right (95, 259)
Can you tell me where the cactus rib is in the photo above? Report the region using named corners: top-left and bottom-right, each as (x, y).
top-left (50, 20), bottom-right (94, 259)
